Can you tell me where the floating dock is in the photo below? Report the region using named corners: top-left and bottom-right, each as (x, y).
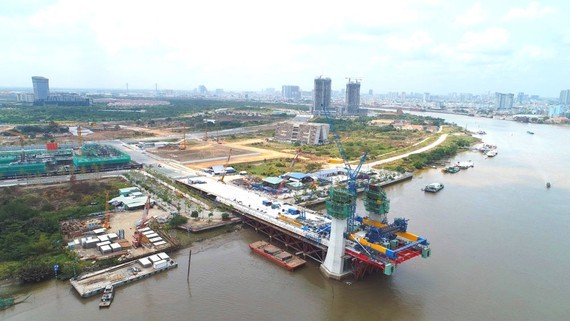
top-left (70, 253), bottom-right (177, 297)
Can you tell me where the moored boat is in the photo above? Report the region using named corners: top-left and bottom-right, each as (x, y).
top-left (249, 241), bottom-right (306, 270)
top-left (456, 161), bottom-right (474, 169)
top-left (423, 183), bottom-right (444, 193)
top-left (527, 131), bottom-right (534, 135)
top-left (99, 285), bottom-right (114, 308)
top-left (443, 166), bottom-right (460, 173)
top-left (486, 149), bottom-right (498, 157)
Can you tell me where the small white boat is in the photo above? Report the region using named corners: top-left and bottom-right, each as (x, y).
top-left (486, 150), bottom-right (498, 157)
top-left (457, 161), bottom-right (474, 169)
top-left (423, 183), bottom-right (444, 193)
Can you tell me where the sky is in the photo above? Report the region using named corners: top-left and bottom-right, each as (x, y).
top-left (0, 0), bottom-right (568, 96)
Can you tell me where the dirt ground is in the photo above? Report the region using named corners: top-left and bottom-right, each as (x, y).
top-left (186, 139), bottom-right (296, 169)
top-left (146, 141), bottom-right (251, 163)
top-left (71, 206), bottom-right (172, 261)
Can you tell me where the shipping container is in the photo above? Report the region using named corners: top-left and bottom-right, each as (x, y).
top-left (110, 243), bottom-right (122, 252)
top-left (149, 237), bottom-right (163, 243)
top-left (149, 254), bottom-right (161, 262)
top-left (153, 259), bottom-right (168, 270)
top-left (98, 235), bottom-right (110, 242)
top-left (100, 245), bottom-right (112, 254)
top-left (93, 228), bottom-right (106, 235)
top-left (154, 241), bottom-right (167, 247)
top-left (138, 258), bottom-right (152, 268)
top-left (97, 241), bottom-right (111, 251)
top-left (158, 253), bottom-right (170, 261)
top-left (108, 233), bottom-right (119, 241)
top-left (85, 239), bottom-right (99, 249)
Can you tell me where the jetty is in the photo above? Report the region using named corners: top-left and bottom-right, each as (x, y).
top-left (70, 253), bottom-right (177, 298)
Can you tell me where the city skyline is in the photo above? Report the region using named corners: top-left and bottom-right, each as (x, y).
top-left (1, 0), bottom-right (569, 96)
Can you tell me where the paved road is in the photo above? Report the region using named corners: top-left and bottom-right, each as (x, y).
top-left (366, 133), bottom-right (449, 167)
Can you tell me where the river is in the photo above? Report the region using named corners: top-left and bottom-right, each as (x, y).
top-left (2, 114), bottom-right (569, 321)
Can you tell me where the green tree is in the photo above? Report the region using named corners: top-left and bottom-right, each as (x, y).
top-left (169, 215), bottom-right (188, 227)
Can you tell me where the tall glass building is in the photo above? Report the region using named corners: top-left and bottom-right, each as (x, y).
top-left (32, 76), bottom-right (50, 101)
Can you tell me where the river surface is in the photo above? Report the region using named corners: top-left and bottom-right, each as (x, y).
top-left (2, 114), bottom-right (569, 321)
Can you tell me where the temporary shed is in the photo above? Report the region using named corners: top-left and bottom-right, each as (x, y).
top-left (138, 257), bottom-right (152, 268)
top-left (110, 243), bottom-right (122, 252)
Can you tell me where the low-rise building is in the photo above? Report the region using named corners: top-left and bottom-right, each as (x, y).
top-left (273, 122), bottom-right (329, 145)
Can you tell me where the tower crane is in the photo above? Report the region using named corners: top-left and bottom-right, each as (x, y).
top-left (4, 130), bottom-right (27, 162)
top-left (219, 148), bottom-right (233, 183)
top-left (74, 123), bottom-right (95, 156)
top-left (322, 104), bottom-right (367, 234)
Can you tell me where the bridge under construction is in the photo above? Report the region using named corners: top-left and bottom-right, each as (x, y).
top-left (179, 176), bottom-right (430, 280)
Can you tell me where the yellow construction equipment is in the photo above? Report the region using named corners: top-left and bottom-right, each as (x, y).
top-left (102, 192), bottom-right (111, 229)
top-left (4, 130), bottom-right (27, 161)
top-left (219, 148), bottom-right (233, 183)
top-left (75, 123), bottom-right (96, 156)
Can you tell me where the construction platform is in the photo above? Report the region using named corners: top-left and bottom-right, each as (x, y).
top-left (70, 253), bottom-right (177, 298)
top-left (178, 174), bottom-right (429, 279)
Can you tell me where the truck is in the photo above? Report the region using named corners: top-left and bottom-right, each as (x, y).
top-left (287, 207), bottom-right (300, 215)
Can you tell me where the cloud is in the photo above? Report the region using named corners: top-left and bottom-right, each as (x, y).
top-left (455, 2), bottom-right (487, 27)
top-left (458, 28), bottom-right (510, 54)
top-left (385, 31), bottom-right (433, 54)
top-left (430, 28), bottom-right (512, 66)
top-left (503, 2), bottom-right (556, 21)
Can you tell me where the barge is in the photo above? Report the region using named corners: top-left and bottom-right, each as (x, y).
top-left (249, 241), bottom-right (306, 270)
top-left (70, 253), bottom-right (177, 298)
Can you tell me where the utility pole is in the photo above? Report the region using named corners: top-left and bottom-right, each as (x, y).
top-left (187, 249), bottom-right (192, 283)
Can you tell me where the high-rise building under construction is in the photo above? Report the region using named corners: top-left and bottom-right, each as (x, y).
top-left (311, 77), bottom-right (331, 115)
top-left (345, 79), bottom-right (361, 115)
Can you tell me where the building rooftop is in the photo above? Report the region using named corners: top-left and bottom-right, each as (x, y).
top-left (262, 176), bottom-right (283, 185)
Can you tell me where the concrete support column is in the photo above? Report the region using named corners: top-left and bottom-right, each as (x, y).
top-left (320, 217), bottom-right (349, 280)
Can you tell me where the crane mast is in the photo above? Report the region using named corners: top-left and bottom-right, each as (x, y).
top-left (322, 105), bottom-right (367, 234)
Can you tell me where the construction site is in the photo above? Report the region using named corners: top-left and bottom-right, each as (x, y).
top-left (172, 107), bottom-right (431, 280)
top-left (0, 142), bottom-right (138, 178)
top-left (60, 188), bottom-right (177, 262)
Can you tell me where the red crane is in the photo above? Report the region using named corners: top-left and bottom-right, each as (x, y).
top-left (133, 196), bottom-right (152, 248)
top-left (276, 148), bottom-right (301, 196)
top-left (219, 148), bottom-right (233, 183)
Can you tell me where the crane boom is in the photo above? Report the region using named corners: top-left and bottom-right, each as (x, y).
top-left (219, 148), bottom-right (233, 183)
top-left (138, 196), bottom-right (151, 227)
top-left (103, 192), bottom-right (111, 229)
top-left (179, 126), bottom-right (187, 150)
top-left (276, 148), bottom-right (302, 196)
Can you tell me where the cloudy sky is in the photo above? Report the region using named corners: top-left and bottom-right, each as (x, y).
top-left (1, 0), bottom-right (568, 96)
